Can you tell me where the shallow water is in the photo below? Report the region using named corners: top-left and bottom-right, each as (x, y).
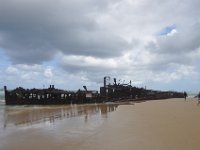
top-left (0, 103), bottom-right (118, 150)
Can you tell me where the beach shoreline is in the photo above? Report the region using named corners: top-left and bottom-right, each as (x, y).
top-left (1, 98), bottom-right (200, 150)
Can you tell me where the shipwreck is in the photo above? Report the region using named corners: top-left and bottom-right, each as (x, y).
top-left (4, 76), bottom-right (184, 105)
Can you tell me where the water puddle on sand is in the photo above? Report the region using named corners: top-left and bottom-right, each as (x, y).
top-left (0, 103), bottom-right (119, 150)
top-left (0, 103), bottom-right (119, 129)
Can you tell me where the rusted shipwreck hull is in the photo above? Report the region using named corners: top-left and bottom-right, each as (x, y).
top-left (4, 76), bottom-right (184, 105)
top-left (100, 85), bottom-right (184, 101)
top-left (4, 85), bottom-right (99, 105)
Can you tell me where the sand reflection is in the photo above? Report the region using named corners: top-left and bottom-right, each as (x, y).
top-left (3, 104), bottom-right (118, 128)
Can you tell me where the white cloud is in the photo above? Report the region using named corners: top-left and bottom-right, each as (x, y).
top-left (44, 67), bottom-right (53, 78)
top-left (167, 29), bottom-right (177, 36)
top-left (60, 55), bottom-right (117, 70)
top-left (6, 66), bottom-right (19, 74)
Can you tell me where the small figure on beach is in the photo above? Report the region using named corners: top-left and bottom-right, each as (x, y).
top-left (197, 92), bottom-right (200, 105)
top-left (183, 91), bottom-right (188, 101)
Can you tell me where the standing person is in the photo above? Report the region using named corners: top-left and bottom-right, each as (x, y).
top-left (198, 92), bottom-right (200, 105)
top-left (183, 91), bottom-right (188, 101)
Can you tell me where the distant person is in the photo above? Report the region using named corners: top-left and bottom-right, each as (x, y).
top-left (198, 92), bottom-right (200, 105)
top-left (183, 91), bottom-right (188, 101)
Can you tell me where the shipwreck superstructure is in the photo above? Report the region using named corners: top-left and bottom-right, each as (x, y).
top-left (4, 76), bottom-right (184, 105)
top-left (100, 77), bottom-right (183, 101)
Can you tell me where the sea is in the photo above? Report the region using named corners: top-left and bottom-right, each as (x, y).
top-left (0, 89), bottom-right (5, 103)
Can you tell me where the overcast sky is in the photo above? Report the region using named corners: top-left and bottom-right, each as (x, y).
top-left (0, 0), bottom-right (200, 92)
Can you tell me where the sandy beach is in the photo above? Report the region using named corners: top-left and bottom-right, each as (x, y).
top-left (0, 98), bottom-right (200, 150)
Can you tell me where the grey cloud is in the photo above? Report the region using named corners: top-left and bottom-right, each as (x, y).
top-left (0, 0), bottom-right (200, 92)
top-left (145, 21), bottom-right (200, 72)
top-left (0, 0), bottom-right (200, 86)
top-left (156, 25), bottom-right (200, 54)
top-left (0, 0), bottom-right (129, 64)
top-left (60, 58), bottom-right (116, 74)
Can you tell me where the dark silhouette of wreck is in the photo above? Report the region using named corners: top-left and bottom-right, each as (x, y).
top-left (4, 76), bottom-right (184, 105)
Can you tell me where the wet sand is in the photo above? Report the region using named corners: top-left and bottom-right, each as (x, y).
top-left (1, 98), bottom-right (200, 150)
